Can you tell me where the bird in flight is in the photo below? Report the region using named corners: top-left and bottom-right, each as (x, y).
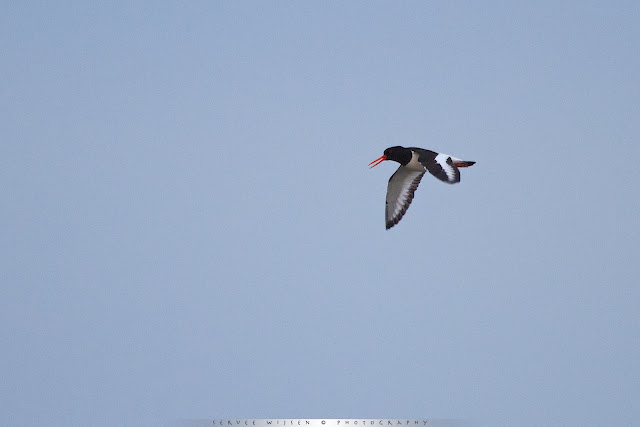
top-left (369, 146), bottom-right (475, 229)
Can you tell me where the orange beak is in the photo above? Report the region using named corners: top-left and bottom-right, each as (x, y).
top-left (368, 155), bottom-right (387, 169)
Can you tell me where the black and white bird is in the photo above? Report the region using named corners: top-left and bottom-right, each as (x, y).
top-left (369, 146), bottom-right (475, 229)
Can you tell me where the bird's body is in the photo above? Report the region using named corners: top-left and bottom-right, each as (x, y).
top-left (369, 146), bottom-right (475, 229)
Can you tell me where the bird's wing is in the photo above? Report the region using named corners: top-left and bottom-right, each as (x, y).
top-left (385, 166), bottom-right (426, 229)
top-left (424, 153), bottom-right (461, 184)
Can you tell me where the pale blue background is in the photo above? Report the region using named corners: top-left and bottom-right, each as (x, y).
top-left (2, 2), bottom-right (639, 426)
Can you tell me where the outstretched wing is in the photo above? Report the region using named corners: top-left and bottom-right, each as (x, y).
top-left (424, 153), bottom-right (461, 184)
top-left (385, 166), bottom-right (426, 229)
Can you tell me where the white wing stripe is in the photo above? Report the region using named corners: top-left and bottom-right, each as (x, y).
top-left (385, 167), bottom-right (425, 229)
top-left (435, 153), bottom-right (456, 181)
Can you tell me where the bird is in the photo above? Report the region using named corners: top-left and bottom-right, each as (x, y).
top-left (369, 146), bottom-right (475, 229)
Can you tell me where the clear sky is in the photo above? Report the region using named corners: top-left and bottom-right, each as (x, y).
top-left (2, 2), bottom-right (639, 426)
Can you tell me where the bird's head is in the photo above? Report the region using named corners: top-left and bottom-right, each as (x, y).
top-left (369, 146), bottom-right (411, 168)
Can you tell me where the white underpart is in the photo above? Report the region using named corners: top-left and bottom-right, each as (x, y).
top-left (405, 152), bottom-right (426, 171)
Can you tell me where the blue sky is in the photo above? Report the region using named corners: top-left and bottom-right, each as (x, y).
top-left (2, 2), bottom-right (639, 426)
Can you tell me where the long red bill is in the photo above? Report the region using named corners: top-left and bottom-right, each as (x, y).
top-left (368, 155), bottom-right (387, 168)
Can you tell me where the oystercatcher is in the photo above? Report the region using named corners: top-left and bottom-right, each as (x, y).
top-left (369, 146), bottom-right (475, 229)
